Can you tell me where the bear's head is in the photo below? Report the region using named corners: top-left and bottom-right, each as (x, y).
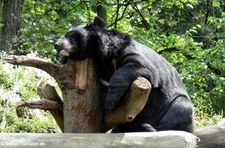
top-left (54, 16), bottom-right (106, 61)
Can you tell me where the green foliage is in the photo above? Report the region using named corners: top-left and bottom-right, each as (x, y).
top-left (0, 62), bottom-right (13, 90)
top-left (19, 0), bottom-right (95, 61)
top-left (147, 31), bottom-right (224, 127)
top-left (0, 56), bottom-right (60, 132)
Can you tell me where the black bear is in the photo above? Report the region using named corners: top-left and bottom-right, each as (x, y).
top-left (54, 17), bottom-right (195, 133)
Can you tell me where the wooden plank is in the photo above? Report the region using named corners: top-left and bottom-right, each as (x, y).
top-left (0, 131), bottom-right (196, 148)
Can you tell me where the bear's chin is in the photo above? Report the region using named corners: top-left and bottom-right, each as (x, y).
top-left (59, 50), bottom-right (70, 56)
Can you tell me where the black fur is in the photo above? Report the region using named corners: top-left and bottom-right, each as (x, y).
top-left (54, 16), bottom-right (195, 133)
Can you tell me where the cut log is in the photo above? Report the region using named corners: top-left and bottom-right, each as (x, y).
top-left (194, 122), bottom-right (225, 148)
top-left (104, 77), bottom-right (151, 128)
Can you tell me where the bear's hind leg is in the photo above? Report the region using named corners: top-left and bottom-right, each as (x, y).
top-left (139, 123), bottom-right (157, 132)
top-left (155, 96), bottom-right (194, 133)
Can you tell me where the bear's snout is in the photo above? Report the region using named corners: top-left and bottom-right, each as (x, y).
top-left (54, 40), bottom-right (64, 52)
top-left (54, 37), bottom-right (73, 52)
top-left (54, 37), bottom-right (72, 57)
top-left (54, 39), bottom-right (65, 51)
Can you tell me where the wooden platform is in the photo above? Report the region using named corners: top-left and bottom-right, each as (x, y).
top-left (0, 131), bottom-right (196, 148)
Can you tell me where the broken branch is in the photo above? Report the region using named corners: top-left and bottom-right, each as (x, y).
top-left (17, 99), bottom-right (62, 110)
top-left (104, 77), bottom-right (151, 128)
top-left (4, 55), bottom-right (60, 77)
top-left (17, 82), bottom-right (64, 132)
top-left (38, 82), bottom-right (64, 132)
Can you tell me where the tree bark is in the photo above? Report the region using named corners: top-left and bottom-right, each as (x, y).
top-left (62, 59), bottom-right (102, 133)
top-left (0, 0), bottom-right (24, 53)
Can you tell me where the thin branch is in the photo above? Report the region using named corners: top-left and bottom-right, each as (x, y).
top-left (158, 47), bottom-right (178, 54)
top-left (17, 99), bottom-right (63, 111)
top-left (206, 62), bottom-right (225, 77)
top-left (66, 2), bottom-right (82, 16)
top-left (106, 0), bottom-right (144, 6)
top-left (205, 0), bottom-right (210, 24)
top-left (132, 2), bottom-right (150, 30)
top-left (108, 0), bottom-right (132, 28)
top-left (54, 1), bottom-right (82, 25)
top-left (84, 1), bottom-right (91, 21)
top-left (114, 0), bottom-right (121, 29)
top-left (159, 47), bottom-right (224, 77)
top-left (4, 55), bottom-right (60, 77)
top-left (120, 0), bottom-right (132, 21)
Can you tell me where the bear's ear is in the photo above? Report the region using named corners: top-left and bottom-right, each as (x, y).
top-left (93, 16), bottom-right (106, 28)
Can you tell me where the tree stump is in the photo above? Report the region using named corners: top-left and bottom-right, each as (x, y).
top-left (5, 55), bottom-right (151, 133)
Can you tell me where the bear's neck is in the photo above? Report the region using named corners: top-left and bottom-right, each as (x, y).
top-left (97, 30), bottom-right (131, 59)
top-left (85, 29), bottom-right (131, 82)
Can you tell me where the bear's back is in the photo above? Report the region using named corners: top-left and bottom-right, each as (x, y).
top-left (119, 40), bottom-right (189, 100)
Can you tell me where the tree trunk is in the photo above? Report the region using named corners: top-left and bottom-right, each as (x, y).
top-left (0, 0), bottom-right (3, 21)
top-left (5, 56), bottom-right (102, 133)
top-left (0, 0), bottom-right (24, 53)
top-left (0, 0), bottom-right (3, 43)
top-left (5, 55), bottom-right (151, 133)
top-left (61, 59), bottom-right (102, 133)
